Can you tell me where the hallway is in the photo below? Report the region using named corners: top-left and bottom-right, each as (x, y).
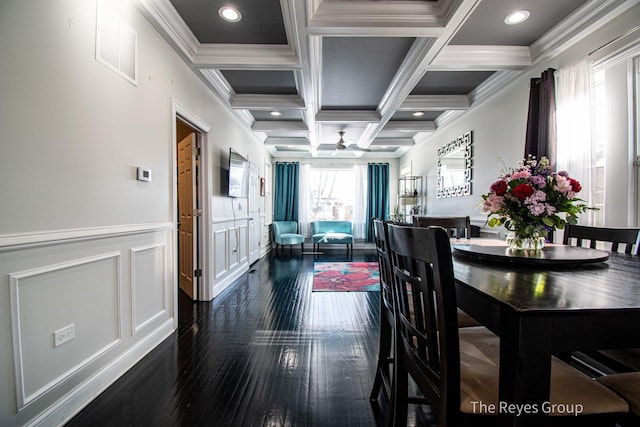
top-left (66, 249), bottom-right (428, 426)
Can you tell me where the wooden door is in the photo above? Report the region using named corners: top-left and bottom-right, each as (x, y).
top-left (177, 132), bottom-right (197, 299)
top-left (248, 162), bottom-right (260, 264)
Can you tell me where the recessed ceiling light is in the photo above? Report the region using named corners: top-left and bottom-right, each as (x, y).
top-left (504, 10), bottom-right (530, 25)
top-left (218, 6), bottom-right (242, 22)
top-left (270, 111), bottom-right (282, 117)
top-left (412, 111), bottom-right (425, 117)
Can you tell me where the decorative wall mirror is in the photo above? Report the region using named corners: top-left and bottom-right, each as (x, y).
top-left (437, 131), bottom-right (472, 198)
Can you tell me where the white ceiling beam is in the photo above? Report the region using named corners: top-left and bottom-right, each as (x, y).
top-left (315, 110), bottom-right (381, 123)
top-left (252, 121), bottom-right (309, 132)
top-left (264, 137), bottom-right (310, 146)
top-left (307, 0), bottom-right (445, 37)
top-left (361, 0), bottom-right (482, 146)
top-left (369, 138), bottom-right (415, 147)
top-left (231, 94), bottom-right (306, 110)
top-left (399, 95), bottom-right (470, 111)
top-left (194, 45), bottom-right (301, 69)
top-left (431, 45), bottom-right (532, 70)
top-left (382, 121), bottom-right (436, 132)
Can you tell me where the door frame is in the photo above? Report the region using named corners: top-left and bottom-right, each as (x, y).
top-left (171, 100), bottom-right (211, 312)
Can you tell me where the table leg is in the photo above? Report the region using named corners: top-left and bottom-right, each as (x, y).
top-left (499, 310), bottom-right (552, 427)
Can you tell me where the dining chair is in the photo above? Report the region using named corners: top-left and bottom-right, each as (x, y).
top-left (597, 372), bottom-right (640, 426)
top-left (412, 215), bottom-right (471, 240)
top-left (411, 215), bottom-right (478, 327)
top-left (562, 224), bottom-right (640, 255)
top-left (369, 219), bottom-right (478, 424)
top-left (562, 224), bottom-right (640, 373)
top-left (386, 224), bottom-right (629, 426)
top-left (369, 219), bottom-right (395, 410)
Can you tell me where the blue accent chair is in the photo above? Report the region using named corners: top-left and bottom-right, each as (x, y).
top-left (272, 221), bottom-right (304, 253)
top-left (312, 220), bottom-right (354, 254)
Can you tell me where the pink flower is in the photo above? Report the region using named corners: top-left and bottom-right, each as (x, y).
top-left (528, 203), bottom-right (547, 216)
top-left (554, 175), bottom-right (572, 194)
top-left (511, 170), bottom-right (531, 180)
top-left (482, 193), bottom-right (504, 213)
top-left (528, 175), bottom-right (546, 188)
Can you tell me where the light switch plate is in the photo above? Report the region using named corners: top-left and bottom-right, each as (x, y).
top-left (137, 167), bottom-right (152, 182)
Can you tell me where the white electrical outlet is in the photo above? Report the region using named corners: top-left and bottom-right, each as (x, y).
top-left (54, 324), bottom-right (75, 347)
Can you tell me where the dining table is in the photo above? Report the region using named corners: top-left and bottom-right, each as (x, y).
top-left (451, 239), bottom-right (640, 427)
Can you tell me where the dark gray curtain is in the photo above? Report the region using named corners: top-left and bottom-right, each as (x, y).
top-left (274, 162), bottom-right (299, 221)
top-left (524, 68), bottom-right (557, 169)
top-left (366, 163), bottom-right (390, 242)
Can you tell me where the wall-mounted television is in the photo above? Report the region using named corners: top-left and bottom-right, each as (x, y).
top-left (228, 148), bottom-right (249, 198)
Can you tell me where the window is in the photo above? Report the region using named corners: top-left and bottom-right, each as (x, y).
top-left (592, 69), bottom-right (607, 226)
top-left (308, 168), bottom-right (355, 221)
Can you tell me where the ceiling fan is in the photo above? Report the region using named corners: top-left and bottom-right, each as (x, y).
top-left (334, 131), bottom-right (370, 152)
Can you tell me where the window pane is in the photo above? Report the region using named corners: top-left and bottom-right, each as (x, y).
top-left (309, 169), bottom-right (355, 221)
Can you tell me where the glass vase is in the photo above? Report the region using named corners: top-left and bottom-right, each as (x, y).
top-left (506, 231), bottom-right (546, 251)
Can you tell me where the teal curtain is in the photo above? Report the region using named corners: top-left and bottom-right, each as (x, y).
top-left (274, 162), bottom-right (299, 221)
top-left (366, 163), bottom-right (390, 241)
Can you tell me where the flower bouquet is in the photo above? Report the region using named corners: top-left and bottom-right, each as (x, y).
top-left (481, 156), bottom-right (594, 250)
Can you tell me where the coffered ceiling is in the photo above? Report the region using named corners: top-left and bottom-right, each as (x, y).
top-left (136, 0), bottom-right (608, 158)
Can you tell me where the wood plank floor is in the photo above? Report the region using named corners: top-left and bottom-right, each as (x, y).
top-left (66, 248), bottom-right (432, 426)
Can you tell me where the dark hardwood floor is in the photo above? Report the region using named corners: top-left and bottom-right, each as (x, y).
top-left (66, 248), bottom-right (432, 427)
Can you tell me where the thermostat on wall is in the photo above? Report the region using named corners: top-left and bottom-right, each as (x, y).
top-left (137, 167), bottom-right (152, 182)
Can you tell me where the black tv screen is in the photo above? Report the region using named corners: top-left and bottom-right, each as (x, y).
top-left (228, 148), bottom-right (249, 198)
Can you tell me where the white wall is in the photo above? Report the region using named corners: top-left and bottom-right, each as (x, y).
top-left (0, 0), bottom-right (270, 425)
top-left (400, 3), bottom-right (640, 233)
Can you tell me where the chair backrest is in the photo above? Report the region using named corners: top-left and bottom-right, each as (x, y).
top-left (273, 221), bottom-right (299, 236)
top-left (372, 219), bottom-right (394, 324)
top-left (386, 224), bottom-right (460, 422)
top-left (312, 220), bottom-right (352, 234)
top-left (412, 216), bottom-right (471, 240)
top-left (562, 224), bottom-right (640, 255)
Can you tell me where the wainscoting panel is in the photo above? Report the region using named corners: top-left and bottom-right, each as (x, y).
top-left (213, 229), bottom-right (229, 280)
top-left (209, 218), bottom-right (250, 300)
top-left (9, 253), bottom-right (122, 410)
top-left (0, 223), bottom-right (174, 427)
top-left (130, 243), bottom-right (168, 335)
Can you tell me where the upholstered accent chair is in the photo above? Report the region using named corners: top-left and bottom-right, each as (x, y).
top-left (272, 221), bottom-right (304, 253)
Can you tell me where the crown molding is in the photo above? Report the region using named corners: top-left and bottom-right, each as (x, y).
top-left (315, 111), bottom-right (381, 123)
top-left (529, 0), bottom-right (640, 64)
top-left (307, 0), bottom-right (444, 37)
top-left (199, 69), bottom-right (234, 103)
top-left (231, 94), bottom-right (306, 110)
top-left (264, 137), bottom-right (310, 146)
top-left (431, 45), bottom-right (531, 70)
top-left (135, 0), bottom-right (199, 62)
top-left (468, 70), bottom-right (522, 106)
top-left (281, 0), bottom-right (301, 59)
top-left (194, 44), bottom-right (301, 69)
top-left (370, 138), bottom-right (415, 147)
top-left (252, 121), bottom-right (310, 132)
top-left (399, 95), bottom-right (470, 111)
top-left (383, 121), bottom-right (436, 132)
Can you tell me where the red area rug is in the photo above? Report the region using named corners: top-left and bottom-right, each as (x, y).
top-left (312, 262), bottom-right (380, 292)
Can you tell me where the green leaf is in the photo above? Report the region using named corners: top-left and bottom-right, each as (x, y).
top-left (541, 217), bottom-right (555, 227)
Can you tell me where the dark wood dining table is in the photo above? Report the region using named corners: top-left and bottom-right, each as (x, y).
top-left (451, 239), bottom-right (640, 427)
